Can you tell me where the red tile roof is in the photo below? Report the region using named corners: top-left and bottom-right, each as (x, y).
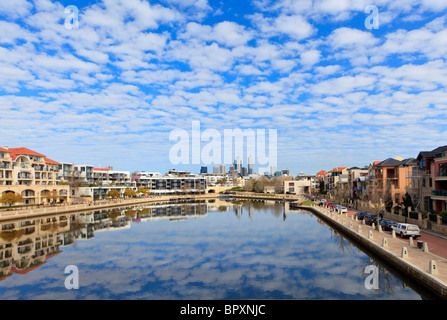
top-left (8, 147), bottom-right (46, 157)
top-left (44, 157), bottom-right (60, 165)
top-left (94, 168), bottom-right (110, 171)
top-left (0, 147), bottom-right (11, 153)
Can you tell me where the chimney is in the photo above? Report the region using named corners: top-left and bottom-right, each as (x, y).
top-left (3, 146), bottom-right (7, 150)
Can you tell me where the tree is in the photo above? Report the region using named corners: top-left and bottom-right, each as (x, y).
top-left (106, 190), bottom-right (120, 199)
top-left (319, 180), bottom-right (326, 195)
top-left (137, 188), bottom-right (150, 195)
top-left (43, 190), bottom-right (59, 204)
top-left (124, 189), bottom-right (136, 197)
top-left (402, 192), bottom-right (414, 212)
top-left (0, 193), bottom-right (24, 206)
top-left (217, 177), bottom-right (227, 186)
top-left (384, 188), bottom-right (393, 213)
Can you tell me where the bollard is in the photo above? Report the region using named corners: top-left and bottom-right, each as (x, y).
top-left (401, 247), bottom-right (408, 259)
top-left (349, 221), bottom-right (353, 229)
top-left (409, 237), bottom-right (414, 247)
top-left (358, 225), bottom-right (362, 234)
top-left (429, 260), bottom-right (438, 275)
top-left (382, 238), bottom-right (388, 248)
top-left (378, 225), bottom-right (382, 233)
top-left (423, 242), bottom-right (429, 253)
top-left (392, 230), bottom-right (396, 238)
top-left (368, 230), bottom-right (373, 240)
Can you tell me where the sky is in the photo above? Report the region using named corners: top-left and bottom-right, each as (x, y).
top-left (0, 0), bottom-right (446, 175)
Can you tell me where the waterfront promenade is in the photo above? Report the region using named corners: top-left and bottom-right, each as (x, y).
top-left (299, 203), bottom-right (447, 299)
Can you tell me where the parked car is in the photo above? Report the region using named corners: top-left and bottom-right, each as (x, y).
top-left (392, 223), bottom-right (421, 239)
top-left (325, 202), bottom-right (334, 209)
top-left (319, 199), bottom-right (327, 205)
top-left (364, 214), bottom-right (379, 225)
top-left (379, 220), bottom-right (397, 231)
top-left (355, 212), bottom-right (368, 220)
top-left (340, 206), bottom-right (348, 214)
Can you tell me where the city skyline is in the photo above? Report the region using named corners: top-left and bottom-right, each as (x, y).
top-left (1, 0), bottom-right (446, 175)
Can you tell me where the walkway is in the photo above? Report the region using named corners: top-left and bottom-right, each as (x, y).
top-left (302, 204), bottom-right (447, 299)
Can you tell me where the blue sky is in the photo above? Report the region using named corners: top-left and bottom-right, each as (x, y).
top-left (0, 0), bottom-right (446, 175)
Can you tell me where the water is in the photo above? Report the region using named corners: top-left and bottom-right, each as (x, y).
top-left (0, 200), bottom-right (426, 300)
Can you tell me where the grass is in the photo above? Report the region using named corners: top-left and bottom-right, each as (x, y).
top-left (301, 200), bottom-right (318, 206)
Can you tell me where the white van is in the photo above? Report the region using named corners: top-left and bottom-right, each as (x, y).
top-left (392, 223), bottom-right (421, 239)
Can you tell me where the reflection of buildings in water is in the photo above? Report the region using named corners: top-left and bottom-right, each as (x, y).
top-left (0, 214), bottom-right (70, 281)
top-left (135, 203), bottom-right (208, 223)
top-left (0, 202), bottom-right (208, 280)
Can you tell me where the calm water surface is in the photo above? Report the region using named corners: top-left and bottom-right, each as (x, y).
top-left (0, 200), bottom-right (426, 299)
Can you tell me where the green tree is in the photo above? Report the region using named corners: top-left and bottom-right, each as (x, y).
top-left (402, 192), bottom-right (414, 212)
top-left (319, 179), bottom-right (326, 194)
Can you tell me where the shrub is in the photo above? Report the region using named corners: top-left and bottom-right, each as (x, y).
top-left (429, 214), bottom-right (438, 222)
top-left (409, 211), bottom-right (418, 219)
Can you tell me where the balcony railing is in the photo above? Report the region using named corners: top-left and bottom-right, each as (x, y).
top-left (438, 171), bottom-right (447, 177)
top-left (432, 190), bottom-right (447, 197)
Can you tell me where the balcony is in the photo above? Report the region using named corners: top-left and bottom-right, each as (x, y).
top-left (432, 190), bottom-right (447, 199)
top-left (435, 171), bottom-right (447, 181)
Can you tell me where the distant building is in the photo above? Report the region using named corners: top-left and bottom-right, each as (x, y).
top-left (247, 155), bottom-right (254, 175)
top-left (132, 173), bottom-right (207, 195)
top-left (200, 166), bottom-right (208, 174)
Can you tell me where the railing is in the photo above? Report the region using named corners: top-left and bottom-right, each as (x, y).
top-left (432, 190), bottom-right (447, 197)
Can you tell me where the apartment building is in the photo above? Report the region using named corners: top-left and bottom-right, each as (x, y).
top-left (411, 145), bottom-right (447, 213)
top-left (132, 172), bottom-right (207, 195)
top-left (326, 167), bottom-right (348, 196)
top-left (92, 167), bottom-right (132, 186)
top-left (347, 167), bottom-right (369, 199)
top-left (0, 147), bottom-right (69, 206)
top-left (432, 147), bottom-right (447, 213)
top-left (369, 157), bottom-right (417, 204)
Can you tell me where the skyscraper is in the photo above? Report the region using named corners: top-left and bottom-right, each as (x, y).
top-left (234, 156), bottom-right (242, 174)
top-left (248, 155), bottom-right (254, 175)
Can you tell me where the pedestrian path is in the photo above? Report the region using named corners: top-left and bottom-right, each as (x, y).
top-left (302, 204), bottom-right (447, 300)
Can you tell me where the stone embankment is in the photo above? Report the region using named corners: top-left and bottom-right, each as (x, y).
top-left (300, 204), bottom-right (447, 300)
